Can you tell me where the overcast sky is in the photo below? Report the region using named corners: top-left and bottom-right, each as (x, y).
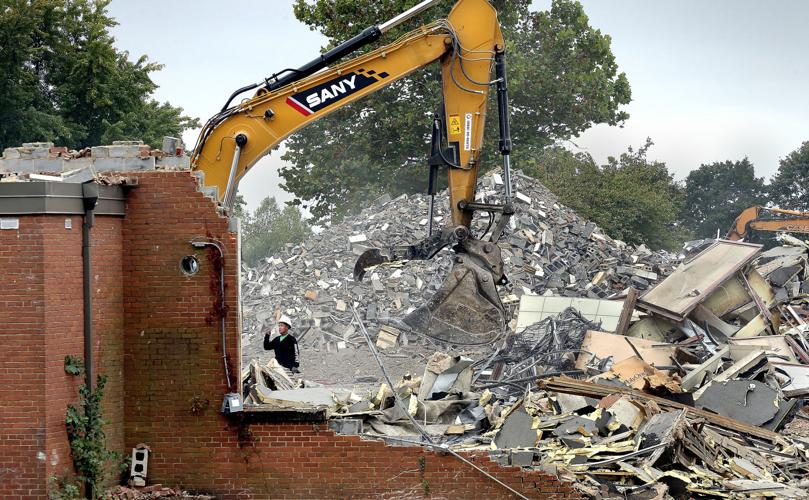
top-left (108, 0), bottom-right (809, 212)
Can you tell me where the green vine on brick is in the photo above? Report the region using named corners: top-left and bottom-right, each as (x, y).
top-left (64, 355), bottom-right (85, 376)
top-left (63, 358), bottom-right (122, 498)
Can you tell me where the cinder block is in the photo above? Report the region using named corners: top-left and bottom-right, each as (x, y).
top-left (31, 159), bottom-right (64, 173)
top-left (91, 146), bottom-right (110, 158)
top-left (107, 145), bottom-right (141, 158)
top-left (112, 140), bottom-right (143, 145)
top-left (30, 148), bottom-right (50, 159)
top-left (156, 156), bottom-right (190, 169)
top-left (22, 142), bottom-right (54, 149)
top-left (0, 158), bottom-right (35, 173)
top-left (60, 158), bottom-right (93, 172)
top-left (328, 418), bottom-right (363, 435)
top-left (93, 157), bottom-right (155, 171)
top-left (2, 148), bottom-right (21, 159)
top-left (162, 136), bottom-right (182, 155)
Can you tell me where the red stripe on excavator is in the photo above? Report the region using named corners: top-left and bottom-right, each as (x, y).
top-left (286, 96), bottom-right (312, 116)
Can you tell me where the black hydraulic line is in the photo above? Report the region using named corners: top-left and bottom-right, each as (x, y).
top-left (494, 50), bottom-right (513, 201)
top-left (494, 50), bottom-right (511, 156)
top-left (266, 26), bottom-right (382, 92)
top-left (219, 83), bottom-right (260, 112)
top-left (218, 25), bottom-right (382, 112)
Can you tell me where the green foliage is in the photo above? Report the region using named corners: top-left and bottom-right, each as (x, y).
top-left (768, 141), bottom-right (809, 211)
top-left (65, 374), bottom-right (121, 499)
top-left (48, 475), bottom-right (82, 500)
top-left (64, 355), bottom-right (85, 376)
top-left (680, 159), bottom-right (766, 238)
top-left (524, 140), bottom-right (687, 250)
top-left (0, 0), bottom-right (198, 150)
top-left (282, 0), bottom-right (630, 223)
top-left (241, 197), bottom-right (311, 266)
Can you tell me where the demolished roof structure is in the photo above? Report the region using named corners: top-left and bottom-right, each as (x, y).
top-left (243, 234), bottom-right (809, 498)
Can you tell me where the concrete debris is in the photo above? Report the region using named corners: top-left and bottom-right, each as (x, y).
top-left (105, 485), bottom-right (214, 499)
top-left (0, 138), bottom-right (189, 180)
top-left (240, 170), bottom-right (676, 374)
top-left (319, 235), bottom-right (809, 498)
top-left (238, 165), bottom-right (809, 497)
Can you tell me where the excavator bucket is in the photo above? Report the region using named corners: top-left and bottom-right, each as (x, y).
top-left (401, 258), bottom-right (505, 345)
top-left (355, 235), bottom-right (507, 345)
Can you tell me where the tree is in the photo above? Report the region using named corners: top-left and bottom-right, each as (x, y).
top-left (241, 197), bottom-right (311, 266)
top-left (281, 0), bottom-right (631, 222)
top-left (0, 0), bottom-right (198, 150)
top-left (524, 140), bottom-right (687, 250)
top-left (768, 141), bottom-right (809, 211)
top-left (679, 159), bottom-right (766, 238)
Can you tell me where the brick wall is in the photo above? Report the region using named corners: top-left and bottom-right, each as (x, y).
top-left (0, 214), bottom-right (124, 498)
top-left (0, 216), bottom-right (50, 498)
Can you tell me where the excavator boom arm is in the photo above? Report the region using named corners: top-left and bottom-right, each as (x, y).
top-left (192, 0), bottom-right (510, 344)
top-left (727, 205), bottom-right (809, 240)
top-left (191, 0), bottom-right (504, 225)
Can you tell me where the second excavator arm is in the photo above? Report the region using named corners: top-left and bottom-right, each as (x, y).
top-left (727, 205), bottom-right (809, 240)
top-left (191, 0), bottom-right (513, 344)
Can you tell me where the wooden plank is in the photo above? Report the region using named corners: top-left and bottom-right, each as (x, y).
top-left (614, 287), bottom-right (638, 336)
top-left (537, 376), bottom-right (786, 444)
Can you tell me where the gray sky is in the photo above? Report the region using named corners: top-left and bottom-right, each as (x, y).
top-left (109, 0), bottom-right (809, 212)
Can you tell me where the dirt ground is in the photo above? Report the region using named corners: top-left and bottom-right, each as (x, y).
top-left (242, 332), bottom-right (492, 391)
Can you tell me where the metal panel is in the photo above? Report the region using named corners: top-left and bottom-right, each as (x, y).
top-left (637, 240), bottom-right (762, 321)
top-left (0, 182), bottom-right (125, 216)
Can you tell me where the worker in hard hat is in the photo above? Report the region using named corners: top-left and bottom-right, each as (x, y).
top-left (263, 315), bottom-right (300, 373)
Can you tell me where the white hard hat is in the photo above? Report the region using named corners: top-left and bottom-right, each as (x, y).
top-left (278, 315), bottom-right (293, 329)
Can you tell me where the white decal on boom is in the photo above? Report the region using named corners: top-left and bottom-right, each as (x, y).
top-left (305, 75), bottom-right (361, 108)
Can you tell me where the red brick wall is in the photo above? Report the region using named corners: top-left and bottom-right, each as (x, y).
top-left (91, 216), bottom-right (126, 478)
top-left (0, 214), bottom-right (124, 498)
top-left (0, 216), bottom-right (50, 498)
top-left (42, 215), bottom-right (84, 484)
top-left (120, 172), bottom-right (581, 499)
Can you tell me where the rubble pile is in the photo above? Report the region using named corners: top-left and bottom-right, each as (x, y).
top-left (247, 238), bottom-right (809, 498)
top-left (104, 485), bottom-right (214, 499)
top-left (241, 170), bottom-right (675, 362)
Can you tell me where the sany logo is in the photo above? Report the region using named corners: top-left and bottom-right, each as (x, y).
top-left (286, 69), bottom-right (389, 116)
top-left (305, 75), bottom-right (357, 108)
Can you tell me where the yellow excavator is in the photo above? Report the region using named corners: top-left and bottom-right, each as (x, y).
top-left (727, 205), bottom-right (809, 241)
top-left (190, 0), bottom-right (514, 345)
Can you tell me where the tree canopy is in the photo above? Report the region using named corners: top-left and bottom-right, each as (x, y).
top-left (679, 159), bottom-right (766, 239)
top-left (769, 141), bottom-right (809, 211)
top-left (0, 0), bottom-right (198, 150)
top-left (282, 0), bottom-right (631, 222)
top-left (240, 197), bottom-right (311, 267)
top-left (524, 140), bottom-right (688, 250)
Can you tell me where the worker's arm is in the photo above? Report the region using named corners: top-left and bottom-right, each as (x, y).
top-left (263, 335), bottom-right (276, 351)
top-left (291, 337), bottom-right (300, 371)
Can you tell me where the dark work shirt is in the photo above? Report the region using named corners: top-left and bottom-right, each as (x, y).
top-left (263, 334), bottom-right (300, 370)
